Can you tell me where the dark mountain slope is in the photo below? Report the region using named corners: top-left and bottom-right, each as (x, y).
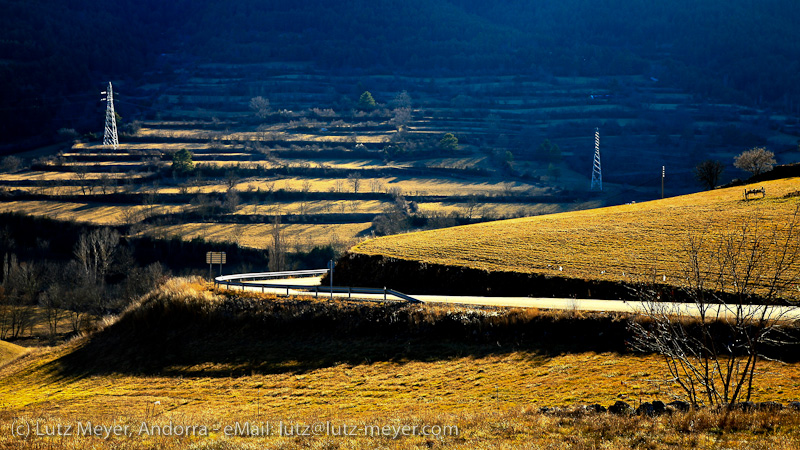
top-left (3, 0), bottom-right (800, 144)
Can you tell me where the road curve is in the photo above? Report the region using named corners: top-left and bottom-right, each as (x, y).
top-left (217, 274), bottom-right (800, 321)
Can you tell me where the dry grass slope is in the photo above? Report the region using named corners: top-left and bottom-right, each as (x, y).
top-left (2, 279), bottom-right (800, 448)
top-left (352, 178), bottom-right (800, 299)
top-left (0, 340), bottom-right (26, 366)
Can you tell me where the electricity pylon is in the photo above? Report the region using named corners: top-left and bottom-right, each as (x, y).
top-left (590, 127), bottom-right (602, 191)
top-left (101, 82), bottom-right (119, 151)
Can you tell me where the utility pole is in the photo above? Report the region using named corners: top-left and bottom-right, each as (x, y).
top-left (328, 260), bottom-right (334, 300)
top-left (590, 127), bottom-right (602, 191)
top-left (101, 82), bottom-right (119, 151)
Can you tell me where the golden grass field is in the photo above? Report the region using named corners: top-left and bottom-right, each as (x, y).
top-left (135, 127), bottom-right (393, 144)
top-left (0, 201), bottom-right (184, 226)
top-left (0, 171), bottom-right (140, 182)
top-left (352, 178), bottom-right (800, 298)
top-left (233, 199), bottom-right (388, 216)
top-left (231, 199), bottom-right (583, 219)
top-left (143, 222), bottom-right (373, 250)
top-left (151, 176), bottom-right (543, 197)
top-left (0, 117), bottom-right (577, 260)
top-left (190, 158), bottom-right (408, 171)
top-left (72, 141), bottom-right (220, 151)
top-left (0, 340), bottom-right (25, 366)
top-left (2, 279), bottom-right (800, 449)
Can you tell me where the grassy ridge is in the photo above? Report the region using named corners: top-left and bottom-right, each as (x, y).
top-left (54, 279), bottom-right (635, 376)
top-left (0, 340), bottom-right (25, 366)
top-left (350, 178), bottom-right (800, 299)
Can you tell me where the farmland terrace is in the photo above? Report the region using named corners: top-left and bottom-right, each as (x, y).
top-left (1, 63), bottom-right (798, 259)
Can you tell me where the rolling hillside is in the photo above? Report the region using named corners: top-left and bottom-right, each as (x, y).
top-left (0, 340), bottom-right (25, 366)
top-left (2, 278), bottom-right (800, 449)
top-left (340, 177), bottom-right (800, 300)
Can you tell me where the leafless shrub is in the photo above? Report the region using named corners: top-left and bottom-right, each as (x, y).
top-left (629, 207), bottom-right (800, 409)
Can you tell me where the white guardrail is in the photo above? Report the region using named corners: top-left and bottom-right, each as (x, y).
top-left (214, 269), bottom-right (422, 303)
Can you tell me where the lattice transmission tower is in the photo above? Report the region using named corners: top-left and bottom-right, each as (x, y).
top-left (590, 127), bottom-right (602, 191)
top-left (101, 82), bottom-right (119, 151)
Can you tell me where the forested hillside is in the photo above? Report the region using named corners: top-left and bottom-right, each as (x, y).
top-left (0, 0), bottom-right (177, 144)
top-left (3, 0), bottom-right (800, 145)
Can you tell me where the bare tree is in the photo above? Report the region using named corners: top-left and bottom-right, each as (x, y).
top-left (1, 255), bottom-right (39, 339)
top-left (390, 107), bottom-right (412, 131)
top-left (368, 179), bottom-right (384, 193)
top-left (267, 216), bottom-right (286, 272)
top-left (733, 147), bottom-right (776, 176)
top-left (464, 196), bottom-right (478, 220)
top-left (74, 165), bottom-right (90, 196)
top-left (1, 156), bottom-right (22, 173)
top-left (223, 188), bottom-right (240, 213)
top-left (0, 285), bottom-right (9, 339)
top-left (142, 182), bottom-right (160, 215)
top-left (694, 160), bottom-right (724, 190)
top-left (334, 179), bottom-right (345, 194)
top-left (40, 284), bottom-right (67, 343)
top-left (74, 228), bottom-right (120, 287)
top-left (224, 170), bottom-right (239, 190)
top-left (347, 172), bottom-right (362, 193)
top-left (390, 90), bottom-right (411, 110)
top-left (249, 96), bottom-right (271, 119)
top-left (629, 207), bottom-right (800, 409)
top-left (98, 173), bottom-right (114, 195)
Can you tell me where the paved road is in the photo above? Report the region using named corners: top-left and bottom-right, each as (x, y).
top-left (226, 276), bottom-right (800, 320)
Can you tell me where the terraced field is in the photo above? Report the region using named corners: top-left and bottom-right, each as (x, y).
top-left (2, 63), bottom-right (798, 257)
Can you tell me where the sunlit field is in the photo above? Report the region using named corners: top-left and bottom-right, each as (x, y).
top-left (0, 201), bottom-right (184, 226)
top-left (353, 178), bottom-right (800, 298)
top-left (142, 222), bottom-right (373, 250)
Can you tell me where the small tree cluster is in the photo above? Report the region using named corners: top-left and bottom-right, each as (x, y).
top-left (438, 133), bottom-right (459, 152)
top-left (0, 228), bottom-right (166, 342)
top-left (172, 149), bottom-right (194, 175)
top-left (538, 139), bottom-right (562, 163)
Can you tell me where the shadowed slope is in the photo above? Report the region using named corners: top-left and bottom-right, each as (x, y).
top-left (51, 279), bottom-right (634, 377)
